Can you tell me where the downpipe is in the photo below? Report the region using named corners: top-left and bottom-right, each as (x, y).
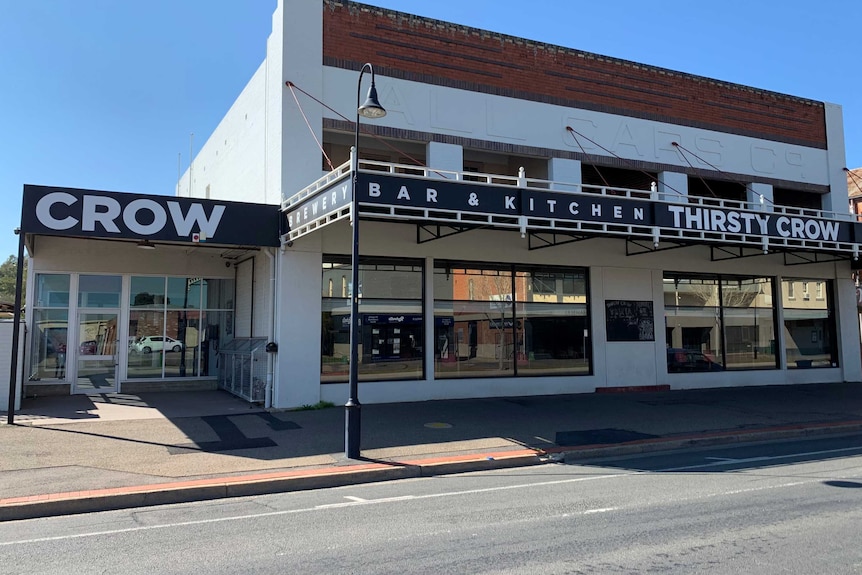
top-left (264, 247), bottom-right (278, 408)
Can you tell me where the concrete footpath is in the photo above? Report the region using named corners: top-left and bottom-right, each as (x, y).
top-left (2, 382), bottom-right (862, 521)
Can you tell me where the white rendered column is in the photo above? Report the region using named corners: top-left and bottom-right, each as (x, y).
top-left (658, 171), bottom-right (688, 201)
top-left (747, 182), bottom-right (773, 211)
top-left (270, 0), bottom-right (326, 408)
top-left (548, 158), bottom-right (581, 192)
top-left (823, 103), bottom-right (848, 215)
top-left (427, 142), bottom-right (463, 178)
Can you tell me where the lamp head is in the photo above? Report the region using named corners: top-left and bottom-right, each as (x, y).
top-left (358, 84), bottom-right (386, 119)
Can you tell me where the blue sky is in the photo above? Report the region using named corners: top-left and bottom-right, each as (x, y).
top-left (2, 1), bottom-right (860, 260)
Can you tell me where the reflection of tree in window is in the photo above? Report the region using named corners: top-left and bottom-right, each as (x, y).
top-left (434, 263), bottom-right (589, 378)
top-left (531, 273), bottom-right (555, 295)
top-left (133, 292), bottom-right (155, 306)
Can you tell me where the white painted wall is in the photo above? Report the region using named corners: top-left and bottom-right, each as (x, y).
top-left (253, 251), bottom-right (272, 338)
top-left (321, 67), bottom-right (833, 190)
top-left (0, 321), bottom-right (25, 411)
top-left (234, 259), bottom-right (253, 338)
top-left (598, 267), bottom-right (659, 389)
top-left (747, 182), bottom-right (774, 210)
top-left (427, 142), bottom-right (463, 174)
top-left (658, 171), bottom-right (688, 199)
top-left (276, 0), bottom-right (324, 203)
top-left (273, 245), bottom-right (324, 408)
top-left (30, 237), bottom-right (236, 278)
top-left (178, 63), bottom-right (268, 204)
top-left (232, 253), bottom-right (272, 339)
top-left (548, 158), bottom-right (582, 192)
top-left (835, 271), bottom-right (862, 382)
top-left (824, 103), bottom-right (850, 214)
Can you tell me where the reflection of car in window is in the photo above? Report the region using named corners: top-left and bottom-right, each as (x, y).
top-left (132, 336), bottom-right (184, 354)
top-left (79, 340), bottom-right (97, 355)
top-left (667, 348), bottom-right (724, 372)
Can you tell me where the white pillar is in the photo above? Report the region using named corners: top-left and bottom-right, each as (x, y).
top-left (273, 247), bottom-right (324, 408)
top-left (835, 275), bottom-right (862, 382)
top-left (423, 255), bottom-right (435, 389)
top-left (427, 142), bottom-right (462, 178)
top-left (270, 0), bottom-right (326, 408)
top-left (548, 158), bottom-right (581, 192)
top-left (823, 103), bottom-right (848, 214)
top-left (658, 171), bottom-right (688, 201)
top-left (747, 182), bottom-right (773, 211)
top-left (271, 0), bottom-right (324, 205)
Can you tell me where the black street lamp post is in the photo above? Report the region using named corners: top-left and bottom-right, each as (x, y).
top-left (345, 63), bottom-right (386, 459)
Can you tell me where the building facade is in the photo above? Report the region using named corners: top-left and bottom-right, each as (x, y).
top-left (19, 0), bottom-right (862, 408)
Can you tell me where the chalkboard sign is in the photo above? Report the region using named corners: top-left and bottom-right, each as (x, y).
top-left (605, 300), bottom-right (655, 342)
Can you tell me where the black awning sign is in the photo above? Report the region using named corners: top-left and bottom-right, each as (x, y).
top-left (361, 173), bottom-right (518, 214)
top-left (656, 204), bottom-right (850, 242)
top-left (522, 190), bottom-right (653, 226)
top-left (359, 173), bottom-right (653, 226)
top-left (356, 173), bottom-right (856, 245)
top-left (285, 178), bottom-right (351, 232)
top-left (22, 185), bottom-right (281, 246)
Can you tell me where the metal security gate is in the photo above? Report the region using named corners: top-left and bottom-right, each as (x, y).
top-left (218, 338), bottom-right (267, 402)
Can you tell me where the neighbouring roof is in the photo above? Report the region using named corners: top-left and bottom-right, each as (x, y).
top-left (849, 168), bottom-right (862, 199)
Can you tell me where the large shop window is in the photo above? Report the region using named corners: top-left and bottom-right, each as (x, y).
top-left (664, 274), bottom-right (777, 372)
top-left (29, 274), bottom-right (71, 382)
top-left (128, 277), bottom-right (234, 379)
top-left (321, 256), bottom-right (424, 383)
top-left (781, 279), bottom-right (837, 369)
top-left (434, 262), bottom-right (590, 378)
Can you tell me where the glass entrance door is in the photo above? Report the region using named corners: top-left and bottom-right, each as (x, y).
top-left (73, 311), bottom-right (120, 394)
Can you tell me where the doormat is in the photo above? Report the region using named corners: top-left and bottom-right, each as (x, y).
top-left (555, 428), bottom-right (659, 446)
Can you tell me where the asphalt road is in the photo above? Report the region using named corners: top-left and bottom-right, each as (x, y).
top-left (2, 435), bottom-right (862, 574)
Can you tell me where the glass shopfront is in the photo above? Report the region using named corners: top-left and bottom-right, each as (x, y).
top-left (320, 258), bottom-right (590, 383)
top-left (434, 263), bottom-right (590, 378)
top-left (321, 256), bottom-right (424, 382)
top-left (781, 279), bottom-right (837, 369)
top-left (128, 276), bottom-right (234, 379)
top-left (28, 273), bottom-right (234, 391)
top-left (28, 274), bottom-right (70, 383)
top-left (664, 273), bottom-right (777, 372)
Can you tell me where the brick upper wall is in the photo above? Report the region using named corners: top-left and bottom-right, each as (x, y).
top-left (322, 1), bottom-right (827, 150)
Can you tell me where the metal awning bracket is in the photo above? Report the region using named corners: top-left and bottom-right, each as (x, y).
top-left (782, 251), bottom-right (848, 266)
top-left (710, 245), bottom-right (773, 262)
top-left (527, 232), bottom-right (591, 251)
top-left (626, 238), bottom-right (690, 256)
top-left (417, 224), bottom-right (473, 244)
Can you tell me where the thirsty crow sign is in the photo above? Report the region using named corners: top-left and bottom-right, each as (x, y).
top-left (654, 204), bottom-right (851, 242)
top-left (22, 185), bottom-right (281, 247)
top-left (353, 173), bottom-right (861, 245)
